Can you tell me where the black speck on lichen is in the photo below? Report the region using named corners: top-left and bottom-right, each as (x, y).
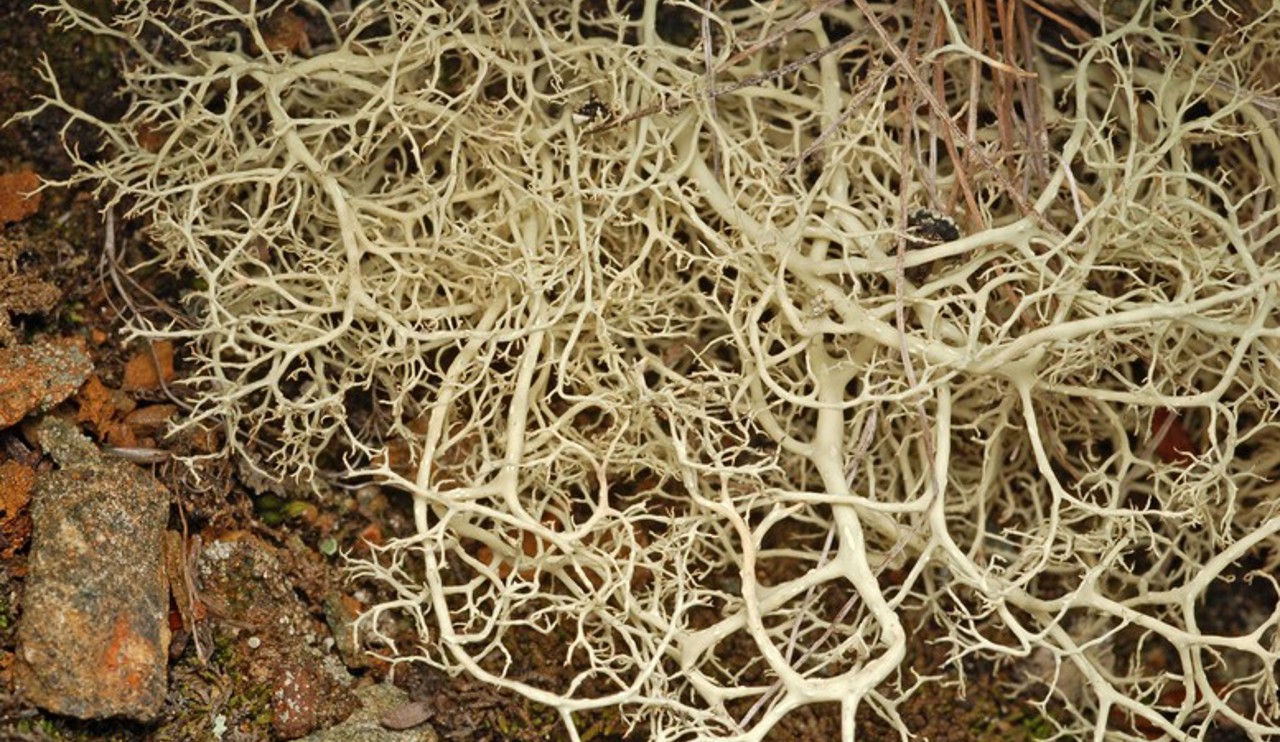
top-left (908, 209), bottom-right (961, 244)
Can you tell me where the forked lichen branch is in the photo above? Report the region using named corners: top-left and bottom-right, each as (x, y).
top-left (23, 0), bottom-right (1280, 739)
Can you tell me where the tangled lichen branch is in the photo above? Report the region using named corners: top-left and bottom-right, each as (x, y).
top-left (23, 0), bottom-right (1280, 739)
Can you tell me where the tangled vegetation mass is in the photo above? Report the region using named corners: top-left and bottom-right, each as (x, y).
top-left (27, 0), bottom-right (1280, 739)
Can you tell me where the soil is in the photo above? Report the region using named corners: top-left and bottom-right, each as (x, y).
top-left (0, 2), bottom-right (1133, 741)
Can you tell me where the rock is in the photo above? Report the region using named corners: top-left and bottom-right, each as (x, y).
top-left (121, 340), bottom-right (175, 392)
top-left (14, 416), bottom-right (170, 721)
top-left (0, 458), bottom-right (34, 558)
top-left (297, 683), bottom-right (439, 742)
top-left (322, 592), bottom-right (372, 671)
top-left (197, 533), bottom-right (359, 739)
top-left (378, 699), bottom-right (433, 730)
top-left (124, 403), bottom-right (178, 436)
top-left (0, 169), bottom-right (41, 225)
top-left (0, 336), bottom-right (93, 429)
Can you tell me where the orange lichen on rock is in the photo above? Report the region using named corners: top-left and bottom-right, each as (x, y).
top-left (76, 375), bottom-right (117, 433)
top-left (76, 374), bottom-right (139, 447)
top-left (15, 417), bottom-right (170, 721)
top-left (122, 341), bottom-right (175, 391)
top-left (0, 459), bottom-right (34, 558)
top-left (124, 404), bottom-right (178, 436)
top-left (0, 336), bottom-right (93, 428)
top-left (0, 170), bottom-right (42, 225)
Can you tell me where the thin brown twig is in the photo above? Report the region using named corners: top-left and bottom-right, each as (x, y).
top-left (586, 29), bottom-right (865, 135)
top-left (891, 0), bottom-right (938, 518)
top-left (100, 210), bottom-right (190, 329)
top-left (1022, 0), bottom-right (1094, 43)
top-left (921, 5), bottom-right (946, 205)
top-left (851, 0), bottom-right (1050, 230)
top-left (1018, 0), bottom-right (1050, 181)
top-left (932, 19), bottom-right (979, 220)
top-left (993, 0), bottom-right (1017, 163)
top-left (718, 0), bottom-right (846, 71)
top-left (964, 0), bottom-right (983, 220)
top-left (780, 59), bottom-right (898, 177)
top-left (176, 505), bottom-right (210, 664)
top-left (702, 0), bottom-right (721, 183)
top-left (100, 210), bottom-right (194, 411)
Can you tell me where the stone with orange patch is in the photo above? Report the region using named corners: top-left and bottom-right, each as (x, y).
top-left (14, 417), bottom-right (169, 721)
top-left (0, 169), bottom-right (41, 225)
top-left (0, 336), bottom-right (93, 429)
top-left (125, 403), bottom-right (178, 437)
top-left (122, 340), bottom-right (175, 392)
top-left (0, 459), bottom-right (34, 558)
top-left (76, 374), bottom-right (142, 447)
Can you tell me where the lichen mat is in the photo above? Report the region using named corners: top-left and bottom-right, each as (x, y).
top-left (24, 1), bottom-right (1280, 739)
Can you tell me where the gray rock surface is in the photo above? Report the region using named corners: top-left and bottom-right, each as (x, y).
top-left (297, 683), bottom-right (439, 742)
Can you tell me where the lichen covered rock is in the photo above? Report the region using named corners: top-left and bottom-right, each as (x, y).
top-left (15, 416), bottom-right (170, 721)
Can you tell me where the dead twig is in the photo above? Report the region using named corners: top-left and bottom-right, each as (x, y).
top-left (586, 29), bottom-right (865, 135)
top-left (718, 0), bottom-right (845, 71)
top-left (780, 58), bottom-right (898, 177)
top-left (851, 0), bottom-right (1051, 231)
top-left (100, 210), bottom-right (194, 412)
top-left (702, 0), bottom-right (720, 183)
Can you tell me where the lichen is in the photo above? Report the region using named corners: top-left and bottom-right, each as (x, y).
top-left (26, 1), bottom-right (1280, 740)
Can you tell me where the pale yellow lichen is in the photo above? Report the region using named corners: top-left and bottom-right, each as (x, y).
top-left (22, 1), bottom-right (1280, 739)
